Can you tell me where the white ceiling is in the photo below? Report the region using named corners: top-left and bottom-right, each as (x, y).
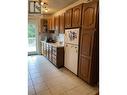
top-left (29, 0), bottom-right (79, 15)
top-left (44, 0), bottom-right (79, 15)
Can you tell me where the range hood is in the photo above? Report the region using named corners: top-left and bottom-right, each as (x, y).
top-left (48, 30), bottom-right (55, 33)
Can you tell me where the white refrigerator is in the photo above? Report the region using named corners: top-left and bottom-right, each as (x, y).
top-left (64, 28), bottom-right (80, 75)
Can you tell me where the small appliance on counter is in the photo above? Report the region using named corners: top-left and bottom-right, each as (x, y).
top-left (46, 32), bottom-right (57, 43)
top-left (46, 37), bottom-right (56, 43)
top-left (48, 30), bottom-right (55, 33)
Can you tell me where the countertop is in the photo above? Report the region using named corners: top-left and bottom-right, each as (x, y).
top-left (41, 41), bottom-right (64, 48)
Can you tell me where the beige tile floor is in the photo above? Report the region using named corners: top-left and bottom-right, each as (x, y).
top-left (28, 55), bottom-right (98, 95)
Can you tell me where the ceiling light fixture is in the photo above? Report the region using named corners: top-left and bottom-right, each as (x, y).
top-left (39, 0), bottom-right (49, 13)
top-left (41, 2), bottom-right (44, 5)
top-left (45, 9), bottom-right (48, 12)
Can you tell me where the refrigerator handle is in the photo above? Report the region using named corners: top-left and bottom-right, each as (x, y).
top-left (75, 46), bottom-right (78, 53)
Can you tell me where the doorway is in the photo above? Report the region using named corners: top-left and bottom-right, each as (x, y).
top-left (28, 19), bottom-right (39, 55)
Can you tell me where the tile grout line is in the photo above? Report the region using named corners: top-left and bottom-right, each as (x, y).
top-left (28, 55), bottom-right (98, 95)
top-left (29, 71), bottom-right (38, 95)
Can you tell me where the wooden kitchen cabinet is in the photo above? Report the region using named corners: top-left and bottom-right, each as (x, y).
top-left (59, 13), bottom-right (65, 33)
top-left (48, 45), bottom-right (52, 61)
top-left (46, 43), bottom-right (49, 58)
top-left (54, 15), bottom-right (60, 33)
top-left (41, 41), bottom-right (47, 56)
top-left (51, 47), bottom-right (64, 68)
top-left (72, 4), bottom-right (82, 27)
top-left (40, 19), bottom-right (47, 32)
top-left (65, 4), bottom-right (82, 28)
top-left (48, 18), bottom-right (52, 30)
top-left (41, 42), bottom-right (64, 68)
top-left (78, 1), bottom-right (99, 85)
top-left (47, 16), bottom-right (55, 30)
top-left (81, 1), bottom-right (97, 29)
top-left (65, 9), bottom-right (72, 28)
top-left (51, 16), bottom-right (55, 30)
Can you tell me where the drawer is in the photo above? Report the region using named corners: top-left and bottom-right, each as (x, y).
top-left (52, 52), bottom-right (56, 56)
top-left (52, 58), bottom-right (56, 65)
top-left (52, 47), bottom-right (57, 51)
top-left (52, 54), bottom-right (56, 59)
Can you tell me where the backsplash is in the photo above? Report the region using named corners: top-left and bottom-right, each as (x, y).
top-left (56, 34), bottom-right (64, 42)
top-left (40, 33), bottom-right (64, 43)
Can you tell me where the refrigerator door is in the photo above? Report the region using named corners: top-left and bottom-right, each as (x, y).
top-left (70, 45), bottom-right (78, 75)
top-left (64, 28), bottom-right (80, 45)
top-left (64, 44), bottom-right (78, 75)
top-left (64, 44), bottom-right (71, 71)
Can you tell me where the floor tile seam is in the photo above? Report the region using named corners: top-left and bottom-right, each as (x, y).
top-left (29, 71), bottom-right (38, 95)
top-left (32, 78), bottom-right (53, 95)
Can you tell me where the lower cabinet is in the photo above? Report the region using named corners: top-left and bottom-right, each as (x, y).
top-left (51, 46), bottom-right (64, 68)
top-left (78, 29), bottom-right (99, 85)
top-left (41, 42), bottom-right (64, 68)
top-left (41, 42), bottom-right (47, 56)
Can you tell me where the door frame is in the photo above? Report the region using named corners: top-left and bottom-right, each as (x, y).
top-left (28, 18), bottom-right (40, 55)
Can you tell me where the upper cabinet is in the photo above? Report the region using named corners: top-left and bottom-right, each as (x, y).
top-left (65, 4), bottom-right (82, 28)
top-left (47, 2), bottom-right (96, 32)
top-left (48, 18), bottom-right (52, 30)
top-left (47, 16), bottom-right (55, 30)
top-left (54, 15), bottom-right (60, 33)
top-left (51, 16), bottom-right (55, 30)
top-left (59, 13), bottom-right (65, 33)
top-left (82, 2), bottom-right (97, 29)
top-left (65, 9), bottom-right (72, 28)
top-left (40, 19), bottom-right (48, 32)
top-left (72, 4), bottom-right (82, 27)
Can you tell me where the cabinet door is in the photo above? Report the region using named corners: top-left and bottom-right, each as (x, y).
top-left (72, 4), bottom-right (82, 27)
top-left (40, 19), bottom-right (47, 32)
top-left (78, 1), bottom-right (98, 83)
top-left (60, 13), bottom-right (65, 33)
top-left (78, 29), bottom-right (94, 82)
top-left (48, 45), bottom-right (50, 59)
top-left (54, 15), bottom-right (60, 33)
top-left (41, 42), bottom-right (44, 55)
top-left (65, 9), bottom-right (72, 28)
top-left (82, 2), bottom-right (97, 29)
top-left (48, 18), bottom-right (52, 30)
top-left (79, 56), bottom-right (91, 81)
top-left (52, 47), bottom-right (57, 65)
top-left (40, 19), bottom-right (43, 32)
top-left (46, 44), bottom-right (49, 58)
top-left (80, 31), bottom-right (94, 56)
top-left (43, 43), bottom-right (47, 56)
top-left (51, 16), bottom-right (55, 30)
